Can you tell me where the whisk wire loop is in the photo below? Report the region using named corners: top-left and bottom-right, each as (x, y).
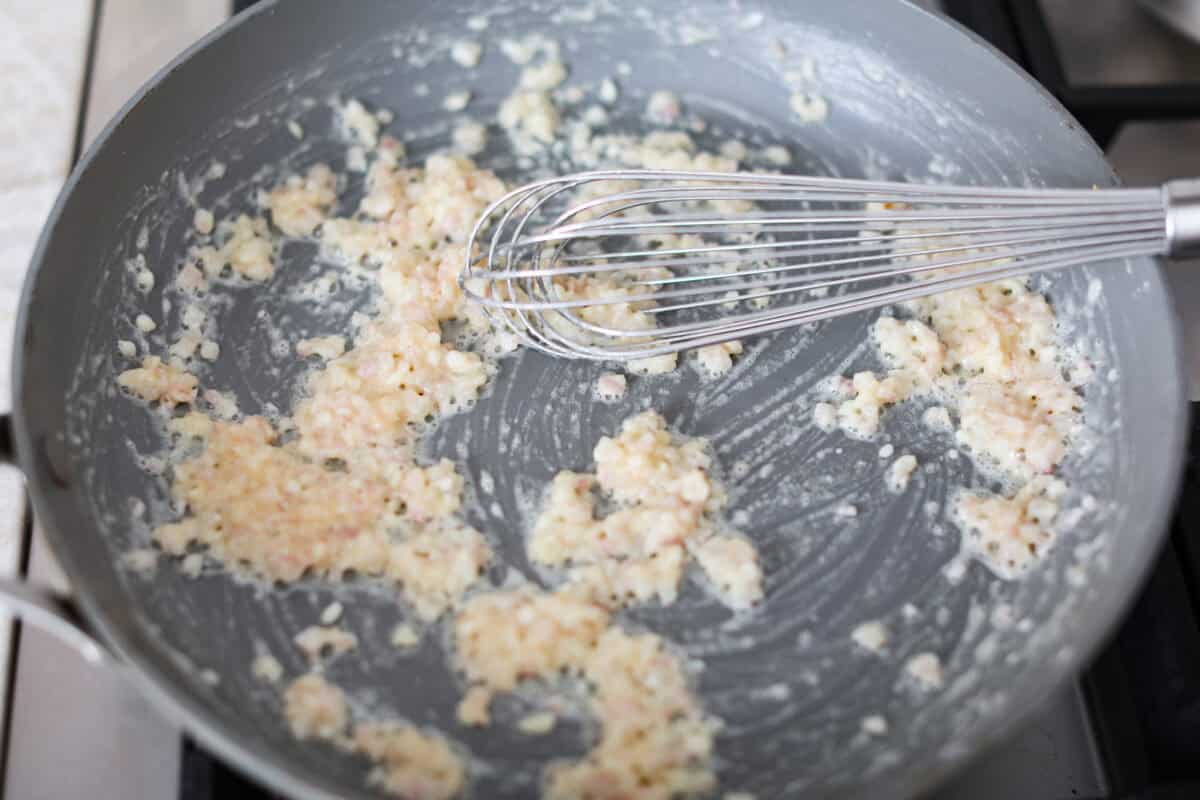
top-left (461, 170), bottom-right (1169, 361)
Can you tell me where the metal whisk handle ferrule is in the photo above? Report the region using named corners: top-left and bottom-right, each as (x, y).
top-left (1165, 179), bottom-right (1200, 258)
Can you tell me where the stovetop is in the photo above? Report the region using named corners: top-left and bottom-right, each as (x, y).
top-left (67, 1), bottom-right (1200, 798)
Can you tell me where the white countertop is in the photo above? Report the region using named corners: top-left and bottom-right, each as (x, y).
top-left (0, 1), bottom-right (224, 797)
top-left (0, 0), bottom-right (92, 762)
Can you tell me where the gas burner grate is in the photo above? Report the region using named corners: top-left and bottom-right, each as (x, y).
top-left (944, 0), bottom-right (1200, 147)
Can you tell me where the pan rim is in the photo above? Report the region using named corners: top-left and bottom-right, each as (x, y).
top-left (11, 0), bottom-right (1189, 798)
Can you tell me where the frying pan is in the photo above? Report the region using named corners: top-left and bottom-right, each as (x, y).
top-left (0, 1), bottom-right (1187, 798)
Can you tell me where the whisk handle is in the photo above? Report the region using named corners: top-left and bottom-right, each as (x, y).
top-left (1164, 179), bottom-right (1200, 258)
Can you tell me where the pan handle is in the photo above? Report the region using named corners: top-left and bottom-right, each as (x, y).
top-left (0, 413), bottom-right (116, 667)
top-left (0, 579), bottom-right (112, 667)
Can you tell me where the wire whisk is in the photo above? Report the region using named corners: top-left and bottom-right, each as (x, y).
top-left (461, 169), bottom-right (1199, 361)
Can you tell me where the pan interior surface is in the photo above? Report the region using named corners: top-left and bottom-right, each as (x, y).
top-left (17, 1), bottom-right (1184, 798)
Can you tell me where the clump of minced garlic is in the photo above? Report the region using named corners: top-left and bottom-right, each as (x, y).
top-left (453, 587), bottom-right (718, 798)
top-left (813, 267), bottom-right (1087, 578)
top-left (531, 410), bottom-right (762, 610)
top-left (131, 152), bottom-right (506, 624)
top-left (283, 672), bottom-right (467, 800)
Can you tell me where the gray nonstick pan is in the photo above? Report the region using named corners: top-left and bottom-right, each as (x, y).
top-left (0, 1), bottom-right (1187, 798)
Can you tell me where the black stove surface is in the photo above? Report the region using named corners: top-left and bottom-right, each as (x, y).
top-left (1080, 407), bottom-right (1200, 798)
top-left (185, 2), bottom-right (1200, 798)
